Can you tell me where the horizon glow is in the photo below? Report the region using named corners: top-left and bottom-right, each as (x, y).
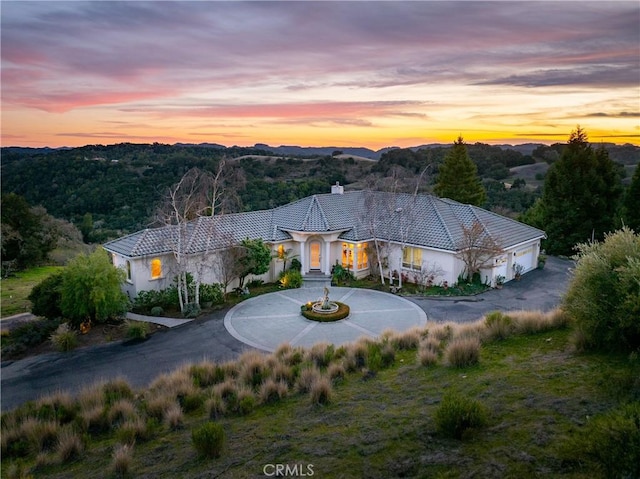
top-left (1, 1), bottom-right (639, 149)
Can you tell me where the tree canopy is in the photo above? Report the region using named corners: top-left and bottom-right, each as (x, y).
top-left (624, 163), bottom-right (640, 232)
top-left (60, 249), bottom-right (129, 327)
top-left (434, 137), bottom-right (486, 206)
top-left (238, 238), bottom-right (272, 287)
top-left (539, 127), bottom-right (622, 256)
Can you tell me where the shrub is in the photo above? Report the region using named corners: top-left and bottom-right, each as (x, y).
top-left (199, 283), bottom-right (224, 305)
top-left (562, 402), bottom-right (640, 477)
top-left (192, 421), bottom-right (225, 458)
top-left (50, 323), bottom-right (78, 352)
top-left (28, 272), bottom-right (64, 319)
top-left (182, 302), bottom-right (201, 318)
top-left (112, 443), bottom-right (134, 477)
top-left (309, 376), bottom-right (333, 405)
top-left (2, 318), bottom-right (62, 358)
top-left (150, 306), bottom-right (164, 317)
top-left (125, 320), bottom-right (149, 340)
top-left (564, 227), bottom-right (640, 352)
top-left (445, 337), bottom-right (481, 368)
top-left (483, 311), bottom-right (513, 341)
top-left (280, 270), bottom-right (303, 289)
top-left (237, 389), bottom-right (257, 415)
top-left (435, 392), bottom-right (488, 439)
top-left (289, 258), bottom-right (302, 272)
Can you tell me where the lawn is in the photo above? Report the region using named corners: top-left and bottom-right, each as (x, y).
top-left (4, 322), bottom-right (638, 478)
top-left (0, 266), bottom-right (63, 318)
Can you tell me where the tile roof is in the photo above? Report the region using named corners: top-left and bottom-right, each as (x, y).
top-left (103, 190), bottom-right (545, 257)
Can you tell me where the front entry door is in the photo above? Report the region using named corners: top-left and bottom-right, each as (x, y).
top-left (310, 241), bottom-right (321, 270)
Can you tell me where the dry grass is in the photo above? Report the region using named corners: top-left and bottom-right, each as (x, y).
top-left (189, 361), bottom-right (224, 388)
top-left (510, 308), bottom-right (569, 334)
top-left (270, 362), bottom-right (295, 386)
top-left (205, 395), bottom-right (227, 419)
top-left (55, 426), bottom-right (84, 462)
top-left (327, 362), bottom-right (346, 382)
top-left (453, 321), bottom-right (483, 340)
top-left (144, 394), bottom-right (175, 421)
top-left (306, 342), bottom-right (335, 369)
top-left (238, 351), bottom-right (270, 389)
top-left (418, 348), bottom-right (439, 367)
top-left (149, 367), bottom-right (196, 399)
top-left (430, 322), bottom-right (455, 342)
top-left (296, 366), bottom-right (321, 394)
top-left (107, 399), bottom-right (138, 428)
top-left (392, 326), bottom-right (423, 350)
top-left (111, 443), bottom-right (134, 477)
top-left (258, 378), bottom-right (289, 404)
top-left (163, 403), bottom-right (184, 430)
top-left (117, 417), bottom-right (148, 445)
top-left (445, 336), bottom-right (481, 368)
top-left (309, 376), bottom-right (333, 405)
top-left (20, 418), bottom-right (58, 454)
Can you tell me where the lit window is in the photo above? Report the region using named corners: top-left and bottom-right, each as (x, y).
top-left (402, 247), bottom-right (422, 270)
top-left (342, 243), bottom-right (354, 268)
top-left (356, 243), bottom-right (369, 269)
top-left (126, 260), bottom-right (132, 281)
top-left (150, 258), bottom-right (162, 279)
top-left (277, 244), bottom-right (285, 259)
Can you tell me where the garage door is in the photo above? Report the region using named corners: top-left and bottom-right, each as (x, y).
top-left (513, 246), bottom-right (536, 272)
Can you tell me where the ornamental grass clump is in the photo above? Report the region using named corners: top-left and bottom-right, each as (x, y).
top-left (116, 417), bottom-right (149, 445)
top-left (238, 351), bottom-right (270, 389)
top-left (192, 421), bottom-right (225, 458)
top-left (50, 323), bottom-right (78, 352)
top-left (435, 392), bottom-right (488, 439)
top-left (55, 426), bottom-right (84, 462)
top-left (125, 320), bottom-right (149, 340)
top-left (511, 308), bottom-right (569, 335)
top-left (483, 311), bottom-right (514, 341)
top-left (163, 403), bottom-right (184, 430)
top-left (258, 378), bottom-right (288, 405)
top-left (296, 367), bottom-right (321, 394)
top-left (445, 336), bottom-right (481, 368)
top-left (190, 361), bottom-right (225, 388)
top-left (309, 376), bottom-right (333, 405)
top-left (306, 342), bottom-right (335, 369)
top-left (111, 443), bottom-right (134, 477)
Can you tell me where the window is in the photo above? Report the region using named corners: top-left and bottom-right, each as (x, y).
top-left (342, 243), bottom-right (354, 269)
top-left (277, 244), bottom-right (285, 259)
top-left (126, 260), bottom-right (132, 282)
top-left (150, 258), bottom-right (162, 279)
top-left (402, 247), bottom-right (422, 270)
top-left (356, 243), bottom-right (368, 269)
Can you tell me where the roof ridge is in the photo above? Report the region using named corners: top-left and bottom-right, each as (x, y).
top-left (130, 228), bottom-right (151, 256)
top-left (469, 205), bottom-right (496, 242)
top-left (431, 197), bottom-right (456, 249)
top-left (302, 195), bottom-right (329, 230)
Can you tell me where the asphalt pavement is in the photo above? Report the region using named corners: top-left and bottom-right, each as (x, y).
top-left (1, 256), bottom-right (572, 411)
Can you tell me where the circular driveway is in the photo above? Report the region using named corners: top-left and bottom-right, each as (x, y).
top-left (224, 286), bottom-right (427, 352)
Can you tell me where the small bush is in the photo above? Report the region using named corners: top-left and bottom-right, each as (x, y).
top-left (280, 270), bottom-right (303, 289)
top-left (28, 272), bottom-right (64, 319)
top-left (112, 443), bottom-right (134, 477)
top-left (562, 402), bottom-right (640, 477)
top-left (150, 306), bottom-right (164, 317)
top-left (182, 302), bottom-right (201, 318)
top-left (192, 421), bottom-right (225, 458)
top-left (435, 392), bottom-right (488, 439)
top-left (50, 323), bottom-right (78, 352)
top-left (445, 337), bottom-right (481, 368)
top-left (199, 283), bottom-right (224, 305)
top-left (125, 320), bottom-right (149, 340)
top-left (2, 318), bottom-right (63, 358)
top-left (237, 389), bottom-right (257, 415)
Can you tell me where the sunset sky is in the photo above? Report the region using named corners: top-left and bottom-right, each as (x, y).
top-left (2, 1), bottom-right (639, 149)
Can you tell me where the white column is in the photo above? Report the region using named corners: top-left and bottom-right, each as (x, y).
top-left (299, 240), bottom-right (306, 274)
top-left (324, 241), bottom-right (331, 274)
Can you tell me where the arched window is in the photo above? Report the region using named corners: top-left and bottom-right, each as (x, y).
top-left (150, 258), bottom-right (162, 279)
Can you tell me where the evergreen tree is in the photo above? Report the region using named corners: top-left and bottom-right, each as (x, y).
top-left (434, 137), bottom-right (486, 205)
top-left (624, 164), bottom-right (640, 232)
top-left (540, 127), bottom-right (622, 256)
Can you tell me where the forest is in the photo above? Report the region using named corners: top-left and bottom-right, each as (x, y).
top-left (1, 140), bottom-right (638, 253)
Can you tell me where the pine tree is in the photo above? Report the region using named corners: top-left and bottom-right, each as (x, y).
top-left (434, 137), bottom-right (486, 206)
top-left (624, 163), bottom-right (640, 232)
top-left (541, 127), bottom-right (622, 256)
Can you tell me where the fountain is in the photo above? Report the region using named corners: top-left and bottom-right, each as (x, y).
top-left (311, 286), bottom-right (339, 314)
top-left (301, 286), bottom-right (349, 322)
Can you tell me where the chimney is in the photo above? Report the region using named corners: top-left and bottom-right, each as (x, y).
top-left (331, 181), bottom-right (344, 195)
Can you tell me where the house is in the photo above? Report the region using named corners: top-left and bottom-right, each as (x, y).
top-left (103, 185), bottom-right (545, 298)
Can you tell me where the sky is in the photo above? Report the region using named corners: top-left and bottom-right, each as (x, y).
top-left (1, 1), bottom-right (639, 149)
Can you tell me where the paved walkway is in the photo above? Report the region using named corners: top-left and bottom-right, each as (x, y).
top-left (224, 287), bottom-right (427, 352)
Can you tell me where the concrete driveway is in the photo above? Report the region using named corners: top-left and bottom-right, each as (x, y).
top-left (0, 256), bottom-right (572, 411)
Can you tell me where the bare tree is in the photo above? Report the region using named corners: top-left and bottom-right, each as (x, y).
top-left (212, 236), bottom-right (247, 299)
top-left (155, 162), bottom-right (229, 312)
top-left (456, 221), bottom-right (504, 282)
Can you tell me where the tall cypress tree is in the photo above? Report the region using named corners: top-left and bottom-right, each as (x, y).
top-left (541, 127), bottom-right (622, 255)
top-left (434, 136), bottom-right (486, 206)
top-left (624, 163), bottom-right (640, 232)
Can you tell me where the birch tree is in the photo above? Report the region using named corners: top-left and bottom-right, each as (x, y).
top-left (456, 221), bottom-right (503, 282)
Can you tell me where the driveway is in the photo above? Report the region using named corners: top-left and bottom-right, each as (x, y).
top-left (0, 256), bottom-right (572, 411)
